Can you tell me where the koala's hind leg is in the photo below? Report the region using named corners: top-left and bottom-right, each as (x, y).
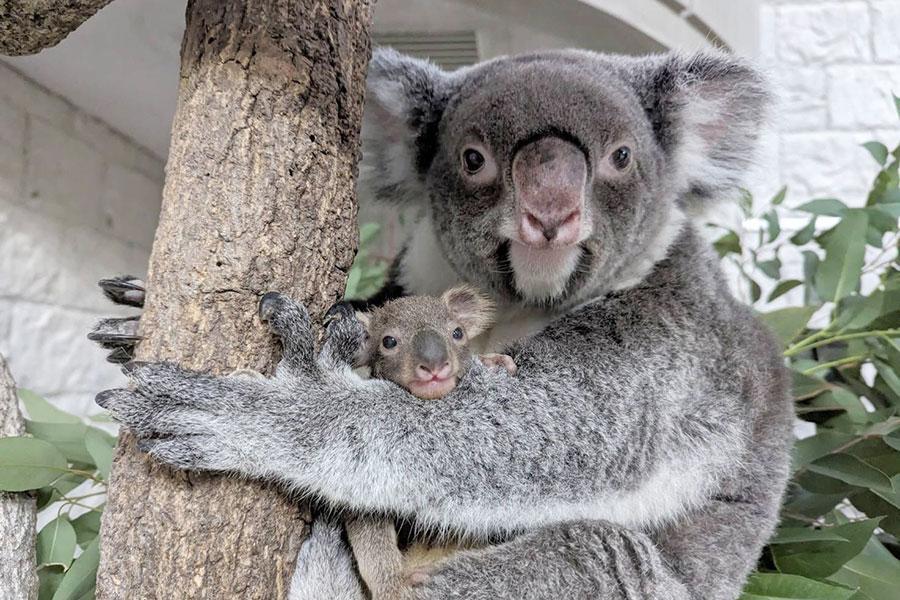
top-left (289, 518), bottom-right (366, 600)
top-left (345, 518), bottom-right (410, 600)
top-left (479, 353), bottom-right (517, 375)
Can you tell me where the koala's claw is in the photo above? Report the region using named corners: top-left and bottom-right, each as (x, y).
top-left (323, 301), bottom-right (355, 326)
top-left (258, 291), bottom-right (283, 321)
top-left (89, 316), bottom-right (142, 363)
top-left (98, 275), bottom-right (146, 307)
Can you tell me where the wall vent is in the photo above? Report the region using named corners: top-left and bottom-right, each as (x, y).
top-left (373, 31), bottom-right (479, 70)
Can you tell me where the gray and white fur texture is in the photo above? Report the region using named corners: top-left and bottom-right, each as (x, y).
top-left (94, 47), bottom-right (793, 600)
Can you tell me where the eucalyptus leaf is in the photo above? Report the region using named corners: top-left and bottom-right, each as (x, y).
top-left (814, 210), bottom-right (868, 302)
top-left (826, 537), bottom-right (900, 600)
top-left (807, 453), bottom-right (893, 492)
top-left (760, 306), bottom-right (819, 346)
top-left (764, 211), bottom-right (781, 242)
top-left (52, 536), bottom-right (100, 600)
top-left (740, 572), bottom-right (854, 600)
top-left (771, 517), bottom-right (881, 578)
top-left (18, 389), bottom-right (81, 424)
top-left (862, 142), bottom-right (889, 167)
top-left (0, 437), bottom-right (67, 491)
top-left (72, 510), bottom-right (103, 547)
top-left (38, 566), bottom-right (66, 600)
top-left (796, 198), bottom-right (848, 217)
top-left (768, 280), bottom-right (803, 303)
top-left (84, 428), bottom-right (114, 480)
top-left (26, 421), bottom-right (96, 467)
top-left (790, 218), bottom-right (817, 245)
top-left (37, 516), bottom-right (77, 569)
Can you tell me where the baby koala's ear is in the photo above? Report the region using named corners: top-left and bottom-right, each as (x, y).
top-left (441, 285), bottom-right (495, 338)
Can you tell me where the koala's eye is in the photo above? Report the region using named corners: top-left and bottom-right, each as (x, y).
top-left (452, 327), bottom-right (464, 341)
top-left (381, 336), bottom-right (397, 349)
top-left (462, 148), bottom-right (485, 174)
top-left (611, 146), bottom-right (631, 170)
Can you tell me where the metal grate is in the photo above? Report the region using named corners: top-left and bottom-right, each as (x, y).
top-left (373, 31), bottom-right (479, 71)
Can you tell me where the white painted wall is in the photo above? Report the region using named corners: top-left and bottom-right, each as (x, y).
top-left (0, 63), bottom-right (163, 416)
top-left (754, 0), bottom-right (900, 206)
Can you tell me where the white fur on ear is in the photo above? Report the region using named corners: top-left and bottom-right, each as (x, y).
top-left (638, 52), bottom-right (771, 208)
top-left (441, 284), bottom-right (495, 338)
top-left (356, 48), bottom-right (449, 207)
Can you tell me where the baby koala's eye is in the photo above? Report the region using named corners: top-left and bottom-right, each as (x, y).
top-left (382, 335), bottom-right (398, 349)
top-left (611, 145), bottom-right (631, 170)
top-left (451, 327), bottom-right (464, 341)
top-left (462, 148), bottom-right (485, 174)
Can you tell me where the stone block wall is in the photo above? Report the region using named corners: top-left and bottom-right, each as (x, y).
top-left (0, 63), bottom-right (163, 417)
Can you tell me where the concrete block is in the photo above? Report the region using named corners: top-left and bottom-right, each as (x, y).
top-left (827, 66), bottom-right (900, 129)
top-left (776, 2), bottom-right (871, 64)
top-left (872, 1), bottom-right (900, 62)
top-left (102, 163), bottom-right (162, 249)
top-left (780, 132), bottom-right (876, 206)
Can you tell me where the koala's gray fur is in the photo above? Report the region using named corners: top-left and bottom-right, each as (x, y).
top-left (96, 47), bottom-right (793, 600)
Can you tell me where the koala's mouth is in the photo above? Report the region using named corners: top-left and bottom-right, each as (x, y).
top-left (406, 375), bottom-right (458, 400)
top-left (495, 239), bottom-right (586, 304)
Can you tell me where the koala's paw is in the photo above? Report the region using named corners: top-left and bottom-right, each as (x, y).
top-left (95, 361), bottom-right (267, 472)
top-left (87, 316), bottom-right (142, 364)
top-left (320, 305), bottom-right (368, 369)
top-left (98, 275), bottom-right (145, 307)
top-left (479, 353), bottom-right (517, 375)
top-left (258, 292), bottom-right (316, 375)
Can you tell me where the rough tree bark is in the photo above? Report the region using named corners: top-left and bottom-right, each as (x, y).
top-left (0, 0), bottom-right (114, 56)
top-left (96, 1), bottom-right (373, 598)
top-left (0, 354), bottom-right (39, 600)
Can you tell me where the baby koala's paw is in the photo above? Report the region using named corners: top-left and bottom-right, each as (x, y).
top-left (479, 353), bottom-right (517, 375)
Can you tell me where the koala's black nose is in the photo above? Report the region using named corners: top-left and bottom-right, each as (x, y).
top-left (412, 330), bottom-right (451, 379)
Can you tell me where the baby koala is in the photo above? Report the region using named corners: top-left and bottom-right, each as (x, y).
top-left (332, 285), bottom-right (516, 599)
top-left (353, 284), bottom-right (516, 399)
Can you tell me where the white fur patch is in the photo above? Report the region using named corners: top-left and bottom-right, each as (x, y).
top-left (509, 243), bottom-right (582, 302)
top-left (611, 205), bottom-right (686, 292)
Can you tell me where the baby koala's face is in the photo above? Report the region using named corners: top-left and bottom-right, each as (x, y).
top-left (359, 286), bottom-right (494, 400)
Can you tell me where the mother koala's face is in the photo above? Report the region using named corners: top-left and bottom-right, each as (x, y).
top-left (358, 49), bottom-right (768, 306)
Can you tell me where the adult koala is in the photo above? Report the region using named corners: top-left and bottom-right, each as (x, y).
top-left (94, 48), bottom-right (793, 599)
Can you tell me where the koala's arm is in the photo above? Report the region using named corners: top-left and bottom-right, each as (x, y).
top-left (98, 293), bottom-right (746, 532)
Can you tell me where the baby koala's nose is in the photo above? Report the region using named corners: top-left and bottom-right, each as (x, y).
top-left (412, 330), bottom-right (452, 381)
top-left (415, 361), bottom-right (452, 381)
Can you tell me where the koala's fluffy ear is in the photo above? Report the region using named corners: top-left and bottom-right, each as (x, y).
top-left (442, 285), bottom-right (495, 338)
top-left (358, 47), bottom-right (450, 206)
top-left (629, 52), bottom-right (770, 207)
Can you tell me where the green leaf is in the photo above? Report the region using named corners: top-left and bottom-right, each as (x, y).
top-left (740, 573), bottom-right (855, 600)
top-left (52, 536), bottom-right (99, 600)
top-left (18, 389), bottom-right (81, 423)
top-left (772, 517), bottom-right (881, 578)
top-left (796, 199), bottom-right (849, 217)
top-left (758, 258), bottom-right (782, 280)
top-left (769, 280), bottom-right (804, 303)
top-left (771, 186), bottom-right (788, 206)
top-left (0, 437), bottom-right (67, 491)
top-left (39, 566), bottom-right (66, 600)
top-left (807, 453), bottom-right (893, 491)
top-left (792, 430), bottom-right (857, 470)
top-left (814, 210), bottom-right (869, 302)
top-left (768, 527), bottom-right (850, 545)
top-left (760, 306), bottom-right (819, 346)
top-left (71, 510), bottom-right (103, 547)
top-left (790, 218), bottom-right (817, 246)
top-left (863, 142), bottom-right (889, 167)
top-left (358, 222), bottom-right (381, 246)
top-left (37, 516), bottom-right (77, 569)
top-left (792, 371), bottom-right (831, 400)
top-left (84, 429), bottom-right (114, 480)
top-left (714, 230), bottom-right (742, 257)
top-left (25, 421), bottom-right (112, 467)
top-left (764, 211), bottom-right (782, 242)
top-left (827, 537), bottom-right (900, 600)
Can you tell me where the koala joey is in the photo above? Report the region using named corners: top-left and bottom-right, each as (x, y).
top-left (351, 284), bottom-right (516, 399)
top-left (317, 285), bottom-right (515, 598)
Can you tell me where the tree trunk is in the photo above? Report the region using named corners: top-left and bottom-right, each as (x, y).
top-left (0, 0), bottom-right (114, 56)
top-left (96, 1), bottom-right (372, 598)
top-left (0, 354), bottom-right (39, 600)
